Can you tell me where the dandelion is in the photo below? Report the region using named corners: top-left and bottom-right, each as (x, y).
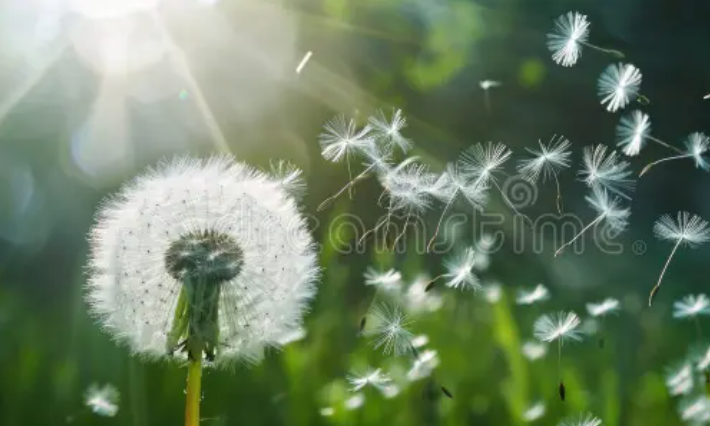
top-left (344, 393), bottom-right (365, 410)
top-left (534, 311), bottom-right (582, 400)
top-left (426, 247), bottom-right (481, 292)
top-left (364, 267), bottom-right (403, 292)
top-left (587, 298), bottom-right (620, 317)
top-left (522, 341), bottom-right (548, 361)
top-left (691, 342), bottom-right (710, 372)
top-left (640, 132), bottom-right (710, 176)
top-left (679, 395), bottom-right (710, 423)
top-left (479, 79), bottom-right (502, 112)
top-left (547, 11), bottom-right (623, 67)
top-left (319, 114), bottom-right (374, 198)
top-left (649, 212), bottom-right (710, 306)
top-left (381, 384), bottom-right (400, 399)
top-left (555, 187), bottom-right (630, 257)
top-left (411, 334), bottom-right (429, 348)
top-left (517, 284), bottom-right (550, 305)
top-left (86, 155), bottom-right (319, 426)
top-left (517, 135), bottom-right (572, 213)
top-left (483, 281), bottom-right (503, 304)
top-left (598, 63), bottom-right (643, 112)
top-left (269, 160), bottom-right (306, 201)
top-left (366, 302), bottom-right (415, 357)
top-left (426, 163), bottom-right (488, 251)
top-left (407, 349), bottom-right (440, 381)
top-left (615, 111), bottom-right (682, 158)
top-left (347, 367), bottom-right (392, 392)
top-left (368, 108), bottom-right (412, 153)
top-left (557, 413), bottom-right (602, 426)
top-left (578, 144), bottom-right (635, 200)
top-left (666, 361), bottom-right (694, 396)
top-left (674, 295), bottom-right (710, 319)
top-left (522, 401), bottom-right (546, 422)
top-left (85, 384), bottom-right (119, 417)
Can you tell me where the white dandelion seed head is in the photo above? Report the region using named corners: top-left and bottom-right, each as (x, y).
top-left (407, 349), bottom-right (440, 382)
top-left (516, 284), bottom-right (550, 305)
top-left (364, 267), bottom-right (403, 292)
top-left (269, 160), bottom-right (306, 201)
top-left (666, 361), bottom-right (694, 396)
top-left (673, 294), bottom-right (710, 319)
top-left (679, 395), bottom-right (710, 423)
top-left (368, 108), bottom-right (413, 153)
top-left (344, 393), bottom-right (365, 410)
top-left (85, 384), bottom-right (120, 417)
top-left (405, 275), bottom-right (443, 313)
top-left (319, 114), bottom-right (374, 162)
top-left (579, 144), bottom-right (635, 200)
top-left (367, 303), bottom-right (414, 357)
top-left (275, 326), bottom-right (307, 346)
top-left (517, 135), bottom-right (572, 184)
top-left (616, 110), bottom-right (651, 156)
top-left (522, 401), bottom-right (546, 422)
top-left (654, 212), bottom-right (710, 247)
top-left (585, 187), bottom-right (630, 232)
top-left (684, 132), bottom-right (710, 170)
top-left (557, 412), bottom-right (602, 426)
top-left (522, 341), bottom-right (548, 361)
top-left (347, 367), bottom-right (392, 392)
top-left (460, 141), bottom-right (512, 187)
top-left (479, 79), bottom-right (502, 90)
top-left (444, 247), bottom-right (481, 291)
top-left (86, 155), bottom-right (320, 366)
top-left (547, 11), bottom-right (590, 67)
top-left (598, 62), bottom-right (642, 112)
top-left (533, 311), bottom-right (583, 344)
top-left (586, 298), bottom-right (621, 317)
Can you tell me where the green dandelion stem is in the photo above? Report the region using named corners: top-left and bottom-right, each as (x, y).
top-left (185, 357), bottom-right (202, 426)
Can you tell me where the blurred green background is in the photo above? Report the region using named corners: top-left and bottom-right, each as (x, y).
top-left (1, 0), bottom-right (710, 424)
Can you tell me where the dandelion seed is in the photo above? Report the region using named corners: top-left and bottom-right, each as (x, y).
top-left (555, 187), bottom-right (630, 257)
top-left (407, 349), bottom-right (440, 381)
top-left (522, 341), bottom-right (548, 361)
top-left (547, 12), bottom-right (623, 67)
top-left (534, 311), bottom-right (582, 401)
top-left (426, 163), bottom-right (488, 251)
top-left (674, 295), bottom-right (710, 319)
top-left (364, 268), bottom-right (403, 292)
top-left (615, 110), bottom-right (682, 158)
top-left (483, 282), bottom-right (503, 304)
top-left (479, 80), bottom-right (502, 112)
top-left (666, 361), bottom-right (694, 396)
top-left (86, 155), bottom-right (319, 425)
top-left (679, 395), bottom-right (710, 423)
top-left (347, 367), bottom-right (392, 392)
top-left (381, 384), bottom-right (400, 399)
top-left (319, 407), bottom-right (335, 417)
top-left (598, 63), bottom-right (643, 112)
top-left (367, 303), bottom-right (415, 357)
top-left (578, 144), bottom-right (635, 200)
top-left (85, 384), bottom-right (119, 417)
top-left (587, 298), bottom-right (621, 317)
top-left (405, 275), bottom-right (444, 313)
top-left (344, 393), bottom-right (365, 410)
top-left (319, 114), bottom-right (374, 163)
top-left (440, 386), bottom-right (454, 399)
top-left (517, 284), bottom-right (550, 305)
top-left (517, 135), bottom-right (572, 213)
top-left (442, 247), bottom-right (481, 290)
top-left (368, 108), bottom-right (412, 153)
top-left (705, 94), bottom-right (710, 100)
top-left (649, 212), bottom-right (710, 306)
top-left (641, 132), bottom-right (710, 176)
top-left (295, 51), bottom-right (312, 74)
top-left (523, 401), bottom-right (546, 422)
top-left (557, 412), bottom-right (602, 426)
top-left (691, 342), bottom-right (710, 371)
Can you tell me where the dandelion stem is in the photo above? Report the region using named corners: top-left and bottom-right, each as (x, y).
top-left (185, 357), bottom-right (202, 426)
top-left (581, 41), bottom-right (624, 59)
top-left (649, 238), bottom-right (682, 306)
top-left (317, 164), bottom-right (376, 211)
top-left (552, 169), bottom-right (563, 214)
top-left (391, 213), bottom-right (412, 250)
top-left (346, 156), bottom-right (354, 199)
top-left (555, 214), bottom-right (605, 257)
top-left (647, 135), bottom-right (684, 155)
top-left (427, 194), bottom-right (456, 252)
top-left (640, 154), bottom-right (693, 177)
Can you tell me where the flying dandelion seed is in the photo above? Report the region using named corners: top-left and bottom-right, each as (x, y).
top-left (364, 268), bottom-right (403, 292)
top-left (85, 155), bottom-right (319, 426)
top-left (666, 361), bottom-right (694, 396)
top-left (368, 108), bottom-right (413, 153)
top-left (534, 311), bottom-right (582, 401)
top-left (649, 212), bottom-right (710, 306)
top-left (587, 298), bottom-right (621, 317)
top-left (381, 384), bottom-right (400, 399)
top-left (555, 187), bottom-right (630, 257)
top-left (557, 412), bottom-right (602, 426)
top-left (598, 63), bottom-right (643, 112)
top-left (405, 275), bottom-right (444, 313)
top-left (319, 407), bottom-right (335, 417)
top-left (366, 302), bottom-right (415, 357)
top-left (479, 79), bottom-right (502, 112)
top-left (295, 50), bottom-right (312, 74)
top-left (425, 247), bottom-right (481, 291)
top-left (615, 110), bottom-right (683, 157)
top-left (522, 401), bottom-right (546, 422)
top-left (517, 284), bottom-right (550, 306)
top-left (517, 135), bottom-right (572, 213)
top-left (347, 367), bottom-right (392, 392)
top-left (578, 144), bottom-right (635, 200)
top-left (407, 349), bottom-right (440, 381)
top-left (641, 132), bottom-right (710, 176)
top-left (674, 295), bottom-right (710, 319)
top-left (679, 395), bottom-right (710, 423)
top-left (546, 11), bottom-right (623, 67)
top-left (522, 341), bottom-right (548, 361)
top-left (344, 393), bottom-right (365, 410)
top-left (85, 384), bottom-right (119, 417)
top-left (691, 342), bottom-right (710, 372)
top-left (483, 282), bottom-right (503, 303)
top-left (426, 163), bottom-right (488, 251)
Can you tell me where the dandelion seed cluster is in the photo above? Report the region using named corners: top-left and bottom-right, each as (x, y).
top-left (86, 155), bottom-right (319, 365)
